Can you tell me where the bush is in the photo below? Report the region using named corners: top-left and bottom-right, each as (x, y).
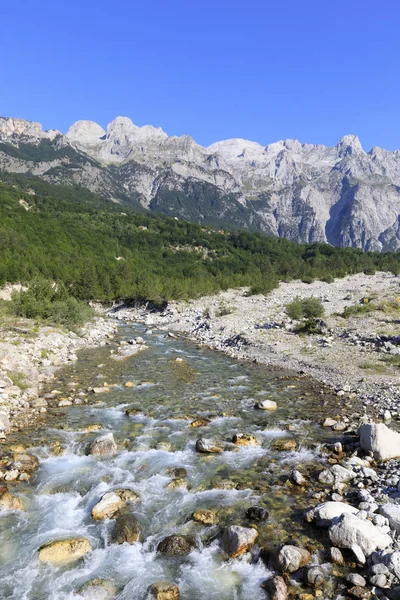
top-left (295, 317), bottom-right (324, 335)
top-left (321, 275), bottom-right (334, 284)
top-left (302, 297), bottom-right (325, 319)
top-left (11, 277), bottom-right (94, 330)
top-left (286, 297), bottom-right (303, 320)
top-left (286, 296), bottom-right (325, 320)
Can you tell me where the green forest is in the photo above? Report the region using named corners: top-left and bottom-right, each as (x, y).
top-left (1, 171), bottom-right (400, 306)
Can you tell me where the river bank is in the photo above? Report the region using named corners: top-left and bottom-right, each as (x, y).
top-left (0, 313), bottom-right (118, 439)
top-left (111, 272), bottom-right (400, 423)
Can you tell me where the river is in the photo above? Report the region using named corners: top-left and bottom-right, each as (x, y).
top-left (0, 322), bottom-right (341, 599)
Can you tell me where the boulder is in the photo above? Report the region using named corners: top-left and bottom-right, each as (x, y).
top-left (88, 433), bottom-right (117, 457)
top-left (255, 400), bottom-right (277, 411)
top-left (346, 573), bottom-right (366, 587)
top-left (165, 478), bottom-right (188, 490)
top-left (148, 582), bottom-right (180, 600)
top-left (307, 501), bottom-right (358, 526)
top-left (330, 547), bottom-right (344, 565)
top-left (221, 526), bottom-right (258, 557)
top-left (384, 551), bottom-right (400, 579)
top-left (304, 566), bottom-right (325, 588)
top-left (38, 537), bottom-right (91, 565)
top-left (192, 509), bottom-right (218, 525)
top-left (91, 489), bottom-right (139, 520)
top-left (111, 513), bottom-right (141, 544)
top-left (290, 470), bottom-right (307, 486)
top-left (380, 504), bottom-right (400, 533)
top-left (232, 433), bottom-right (258, 446)
top-left (79, 579), bottom-right (117, 600)
top-left (246, 506), bottom-right (269, 522)
top-left (347, 586), bottom-right (371, 599)
top-left (275, 545), bottom-right (311, 573)
top-left (329, 513), bottom-right (392, 558)
top-left (359, 423), bottom-right (400, 461)
top-left (195, 438), bottom-right (223, 454)
top-left (157, 535), bottom-right (195, 557)
top-left (271, 438), bottom-right (297, 452)
top-left (11, 453), bottom-right (39, 473)
top-left (0, 485), bottom-right (22, 511)
top-left (318, 465), bottom-right (356, 486)
top-left (190, 419), bottom-right (210, 428)
top-left (262, 576), bottom-right (287, 600)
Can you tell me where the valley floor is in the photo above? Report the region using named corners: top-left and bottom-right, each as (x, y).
top-left (113, 272), bottom-right (400, 421)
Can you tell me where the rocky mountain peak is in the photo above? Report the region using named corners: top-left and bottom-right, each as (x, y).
top-left (65, 120), bottom-right (106, 146)
top-left (0, 117), bottom-right (61, 143)
top-left (336, 134), bottom-right (363, 156)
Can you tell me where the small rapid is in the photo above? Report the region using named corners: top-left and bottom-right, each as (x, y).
top-left (0, 323), bottom-right (340, 599)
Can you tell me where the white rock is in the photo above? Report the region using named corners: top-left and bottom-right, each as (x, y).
top-left (359, 423), bottom-right (400, 461)
top-left (309, 501), bottom-right (358, 527)
top-left (329, 513), bottom-right (392, 557)
top-left (380, 504), bottom-right (400, 533)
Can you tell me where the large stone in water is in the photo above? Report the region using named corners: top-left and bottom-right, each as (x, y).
top-left (0, 485), bottom-right (22, 511)
top-left (88, 433), bottom-right (117, 457)
top-left (111, 512), bottom-right (141, 544)
top-left (272, 438), bottom-right (297, 452)
top-left (359, 423), bottom-right (400, 461)
top-left (91, 488), bottom-right (139, 520)
top-left (157, 535), bottom-right (195, 557)
top-left (192, 509), bottom-right (218, 525)
top-left (254, 400), bottom-right (277, 411)
top-left (79, 579), bottom-right (117, 600)
top-left (148, 582), bottom-right (180, 599)
top-left (329, 513), bottom-right (392, 557)
top-left (262, 576), bottom-right (287, 600)
top-left (221, 526), bottom-right (258, 557)
top-left (195, 438), bottom-right (223, 454)
top-left (232, 433), bottom-right (258, 446)
top-left (38, 536), bottom-right (91, 565)
top-left (275, 545), bottom-right (311, 573)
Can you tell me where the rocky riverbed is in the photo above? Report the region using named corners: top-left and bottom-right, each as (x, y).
top-left (0, 314), bottom-right (118, 440)
top-left (112, 272), bottom-right (400, 423)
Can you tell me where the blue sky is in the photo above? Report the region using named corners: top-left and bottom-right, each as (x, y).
top-left (1, 0), bottom-right (399, 150)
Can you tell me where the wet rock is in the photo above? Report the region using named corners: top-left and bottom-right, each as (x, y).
top-left (271, 438), bottom-right (297, 452)
top-left (359, 423), bottom-right (400, 461)
top-left (323, 418), bottom-right (337, 427)
top-left (346, 573), bottom-right (366, 587)
top-left (380, 504), bottom-right (400, 533)
top-left (124, 381), bottom-right (136, 388)
top-left (304, 565), bottom-right (325, 588)
top-left (93, 387), bottom-right (110, 394)
top-left (221, 526), bottom-right (258, 557)
top-left (192, 509), bottom-right (218, 525)
top-left (38, 536), bottom-right (91, 565)
top-left (10, 452), bottom-right (39, 473)
top-left (190, 419), bottom-right (210, 428)
top-left (195, 438), bottom-right (223, 454)
top-left (88, 433), bottom-right (117, 457)
top-left (79, 578), bottom-right (117, 600)
top-left (0, 485), bottom-right (22, 510)
top-left (255, 400), bottom-right (277, 411)
top-left (275, 545), bottom-right (311, 573)
top-left (261, 576), bottom-right (287, 600)
top-left (232, 433), bottom-right (258, 446)
top-left (246, 506), bottom-right (269, 522)
top-left (166, 467), bottom-right (187, 479)
top-left (330, 546), bottom-right (344, 565)
top-left (157, 535), bottom-right (195, 557)
top-left (111, 512), bottom-right (141, 544)
top-left (92, 489), bottom-right (139, 520)
top-left (329, 513), bottom-right (392, 558)
top-left (165, 478), bottom-right (188, 490)
top-left (148, 581), bottom-right (180, 600)
top-left (306, 501), bottom-right (358, 526)
top-left (347, 586), bottom-right (371, 599)
top-left (290, 469), bottom-right (307, 486)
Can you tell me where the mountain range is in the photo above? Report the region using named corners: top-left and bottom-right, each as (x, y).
top-left (1, 115), bottom-right (400, 251)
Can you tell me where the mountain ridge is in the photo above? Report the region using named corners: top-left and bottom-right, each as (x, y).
top-left (1, 115), bottom-right (400, 251)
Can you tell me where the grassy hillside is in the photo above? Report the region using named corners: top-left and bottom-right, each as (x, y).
top-left (1, 171), bottom-right (400, 305)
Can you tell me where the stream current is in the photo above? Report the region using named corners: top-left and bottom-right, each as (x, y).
top-left (0, 323), bottom-right (342, 599)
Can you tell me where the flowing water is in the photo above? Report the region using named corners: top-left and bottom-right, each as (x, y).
top-left (0, 323), bottom-right (343, 599)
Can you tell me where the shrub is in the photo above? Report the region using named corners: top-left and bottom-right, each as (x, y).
top-left (286, 296), bottom-right (325, 320)
top-left (302, 297), bottom-right (325, 319)
top-left (321, 275), bottom-right (334, 284)
top-left (294, 317), bottom-right (323, 335)
top-left (11, 277), bottom-right (94, 330)
top-left (285, 297), bottom-right (304, 320)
